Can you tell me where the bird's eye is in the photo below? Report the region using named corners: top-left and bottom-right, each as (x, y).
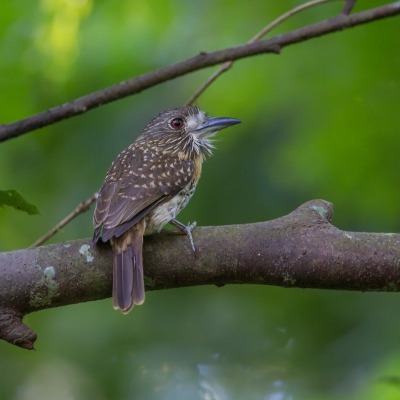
top-left (170, 118), bottom-right (183, 129)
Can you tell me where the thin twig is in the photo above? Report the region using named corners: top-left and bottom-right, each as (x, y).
top-left (341, 0), bottom-right (356, 15)
top-left (185, 0), bottom-right (334, 105)
top-left (29, 193), bottom-right (98, 248)
top-left (0, 2), bottom-right (398, 143)
top-left (251, 0), bottom-right (335, 42)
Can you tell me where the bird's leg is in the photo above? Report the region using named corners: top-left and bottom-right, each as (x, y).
top-left (169, 219), bottom-right (197, 252)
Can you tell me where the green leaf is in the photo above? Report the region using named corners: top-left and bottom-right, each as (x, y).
top-left (0, 189), bottom-right (40, 215)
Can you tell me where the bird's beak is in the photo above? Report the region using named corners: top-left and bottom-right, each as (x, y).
top-left (191, 117), bottom-right (242, 139)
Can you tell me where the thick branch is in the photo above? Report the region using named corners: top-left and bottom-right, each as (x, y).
top-left (1, 3), bottom-right (399, 143)
top-left (1, 200), bottom-right (400, 349)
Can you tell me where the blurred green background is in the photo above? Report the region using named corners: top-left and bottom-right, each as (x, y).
top-left (1, 0), bottom-right (400, 399)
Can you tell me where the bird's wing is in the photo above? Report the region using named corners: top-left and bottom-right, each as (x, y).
top-left (93, 146), bottom-right (194, 242)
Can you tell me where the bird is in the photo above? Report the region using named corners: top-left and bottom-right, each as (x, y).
top-left (92, 106), bottom-right (241, 313)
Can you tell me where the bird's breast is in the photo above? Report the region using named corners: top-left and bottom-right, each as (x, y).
top-left (144, 180), bottom-right (197, 235)
top-left (192, 155), bottom-right (203, 183)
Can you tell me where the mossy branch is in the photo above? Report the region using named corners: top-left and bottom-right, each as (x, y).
top-left (1, 200), bottom-right (400, 350)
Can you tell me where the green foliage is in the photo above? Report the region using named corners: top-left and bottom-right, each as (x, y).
top-left (0, 189), bottom-right (40, 215)
top-left (0, 1), bottom-right (400, 399)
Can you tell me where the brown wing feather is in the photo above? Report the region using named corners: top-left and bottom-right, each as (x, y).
top-left (101, 187), bottom-right (182, 241)
top-left (93, 144), bottom-right (194, 243)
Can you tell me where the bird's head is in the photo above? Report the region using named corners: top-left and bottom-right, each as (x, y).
top-left (139, 106), bottom-right (241, 158)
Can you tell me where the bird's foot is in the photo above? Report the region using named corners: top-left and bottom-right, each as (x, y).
top-left (170, 219), bottom-right (197, 252)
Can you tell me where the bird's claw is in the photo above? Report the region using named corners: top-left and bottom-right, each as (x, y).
top-left (170, 219), bottom-right (197, 252)
top-left (185, 221), bottom-right (196, 252)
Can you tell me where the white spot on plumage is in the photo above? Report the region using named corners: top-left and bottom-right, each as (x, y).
top-left (144, 180), bottom-right (197, 235)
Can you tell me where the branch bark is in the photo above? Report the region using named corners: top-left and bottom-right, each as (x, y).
top-left (0, 3), bottom-right (399, 143)
top-left (1, 199), bottom-right (400, 350)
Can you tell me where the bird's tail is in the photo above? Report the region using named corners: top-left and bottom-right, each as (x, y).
top-left (111, 219), bottom-right (145, 314)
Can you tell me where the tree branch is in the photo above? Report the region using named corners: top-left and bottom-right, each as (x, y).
top-left (1, 3), bottom-right (399, 143)
top-left (29, 192), bottom-right (98, 248)
top-left (185, 0), bottom-right (332, 106)
top-left (341, 0), bottom-right (357, 15)
top-left (1, 199), bottom-right (400, 350)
